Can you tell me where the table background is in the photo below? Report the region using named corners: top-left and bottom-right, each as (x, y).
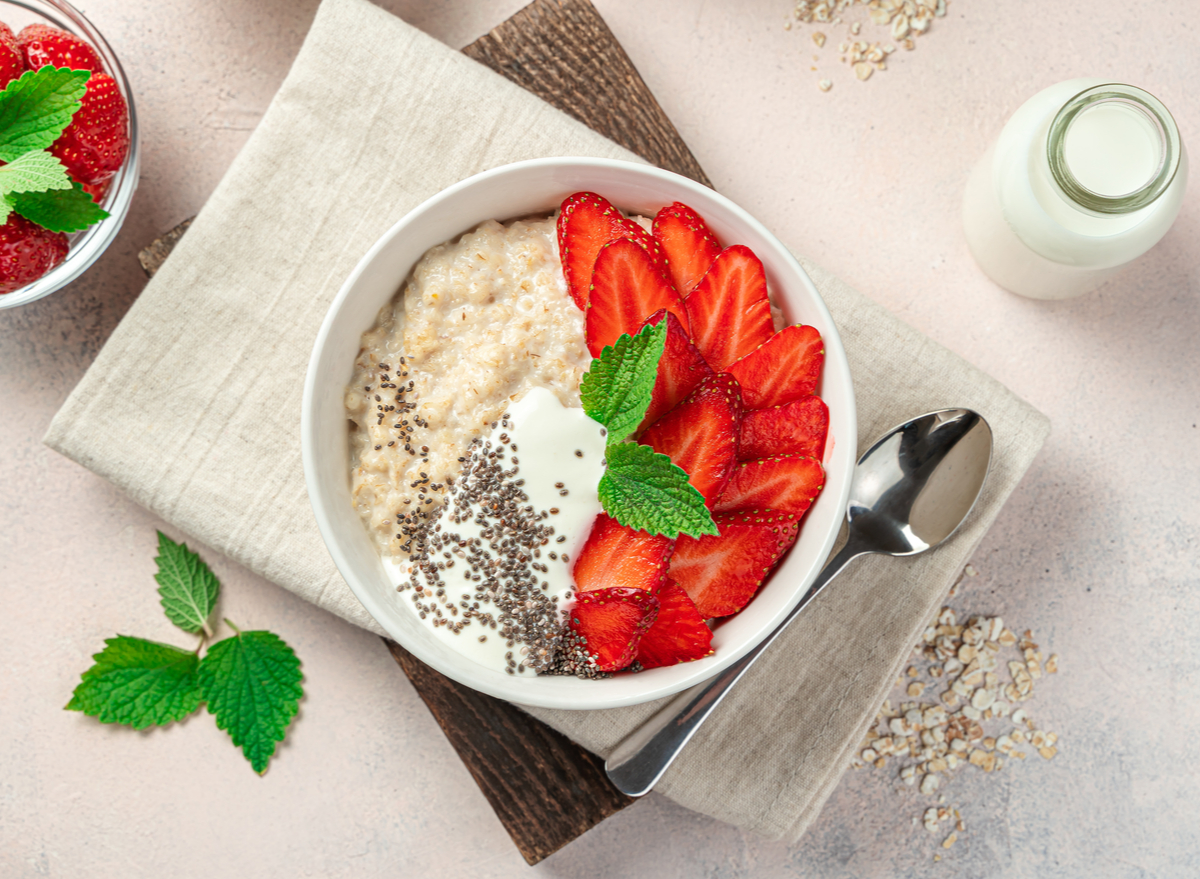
top-left (2, 1), bottom-right (1197, 876)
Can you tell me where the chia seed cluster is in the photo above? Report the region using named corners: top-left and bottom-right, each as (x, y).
top-left (395, 411), bottom-right (608, 679)
top-left (360, 358), bottom-right (448, 552)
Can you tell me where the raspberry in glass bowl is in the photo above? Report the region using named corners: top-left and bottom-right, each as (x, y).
top-left (0, 0), bottom-right (138, 309)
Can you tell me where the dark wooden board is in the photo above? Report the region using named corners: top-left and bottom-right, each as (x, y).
top-left (385, 640), bottom-right (634, 863)
top-left (462, 0), bottom-right (711, 188)
top-left (139, 0), bottom-right (710, 865)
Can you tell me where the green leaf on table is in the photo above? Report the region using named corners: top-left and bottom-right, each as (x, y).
top-left (580, 321), bottom-right (666, 444)
top-left (0, 66), bottom-right (90, 162)
top-left (0, 149), bottom-right (72, 196)
top-left (597, 441), bottom-right (718, 539)
top-left (12, 181), bottom-right (108, 232)
top-left (66, 636), bottom-right (203, 729)
top-left (153, 531), bottom-right (221, 635)
top-left (198, 629), bottom-right (303, 774)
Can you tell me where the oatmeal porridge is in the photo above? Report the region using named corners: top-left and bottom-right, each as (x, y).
top-left (346, 216), bottom-right (590, 561)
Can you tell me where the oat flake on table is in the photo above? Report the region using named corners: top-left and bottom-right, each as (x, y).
top-left (784, 0), bottom-right (952, 91)
top-left (851, 563), bottom-right (1061, 858)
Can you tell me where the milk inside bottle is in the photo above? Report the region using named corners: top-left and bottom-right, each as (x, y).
top-left (963, 80), bottom-right (1187, 300)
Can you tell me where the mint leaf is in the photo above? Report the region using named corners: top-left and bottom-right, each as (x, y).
top-left (598, 442), bottom-right (719, 538)
top-left (66, 636), bottom-right (203, 729)
top-left (0, 195), bottom-right (12, 225)
top-left (580, 322), bottom-right (666, 444)
top-left (0, 67), bottom-right (89, 162)
top-left (12, 181), bottom-right (108, 232)
top-left (0, 149), bottom-right (72, 196)
top-left (153, 531), bottom-right (220, 636)
top-left (199, 628), bottom-right (303, 774)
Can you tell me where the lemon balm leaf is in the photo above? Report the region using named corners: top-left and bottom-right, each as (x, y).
top-left (198, 628), bottom-right (303, 775)
top-left (66, 636), bottom-right (203, 729)
top-left (0, 149), bottom-right (72, 196)
top-left (11, 180), bottom-right (108, 232)
top-left (598, 441), bottom-right (718, 539)
top-left (0, 66), bottom-right (89, 162)
top-left (154, 531), bottom-right (220, 636)
top-left (580, 322), bottom-right (666, 444)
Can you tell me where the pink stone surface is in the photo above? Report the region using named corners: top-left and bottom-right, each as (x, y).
top-left (1, 1), bottom-right (1197, 876)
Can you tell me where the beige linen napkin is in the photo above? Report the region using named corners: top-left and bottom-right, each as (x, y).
top-left (45, 0), bottom-right (1049, 843)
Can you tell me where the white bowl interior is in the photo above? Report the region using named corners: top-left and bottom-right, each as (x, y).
top-left (303, 158), bottom-right (856, 710)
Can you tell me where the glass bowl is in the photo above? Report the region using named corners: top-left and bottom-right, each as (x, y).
top-left (0, 0), bottom-right (139, 310)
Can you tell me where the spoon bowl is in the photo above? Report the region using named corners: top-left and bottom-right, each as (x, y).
top-left (605, 408), bottom-right (994, 797)
top-left (848, 409), bottom-right (993, 556)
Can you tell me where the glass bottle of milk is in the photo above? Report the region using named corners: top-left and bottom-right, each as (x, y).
top-left (963, 80), bottom-right (1187, 300)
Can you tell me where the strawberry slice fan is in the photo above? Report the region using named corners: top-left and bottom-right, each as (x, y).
top-left (561, 193), bottom-right (828, 672)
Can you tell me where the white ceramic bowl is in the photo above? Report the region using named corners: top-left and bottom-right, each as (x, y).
top-left (302, 157), bottom-right (856, 710)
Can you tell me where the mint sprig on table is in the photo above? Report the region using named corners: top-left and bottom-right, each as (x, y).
top-left (0, 66), bottom-right (109, 230)
top-left (67, 532), bottom-right (304, 775)
top-left (582, 322), bottom-right (719, 539)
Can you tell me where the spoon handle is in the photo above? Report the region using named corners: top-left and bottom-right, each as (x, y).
top-left (605, 536), bottom-right (869, 797)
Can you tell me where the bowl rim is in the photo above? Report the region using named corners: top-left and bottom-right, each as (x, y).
top-left (302, 156), bottom-right (857, 709)
top-left (0, 0), bottom-right (140, 310)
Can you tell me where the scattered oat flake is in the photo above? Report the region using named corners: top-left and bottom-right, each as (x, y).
top-left (787, 0), bottom-right (950, 87)
top-left (942, 832), bottom-right (958, 849)
top-left (850, 573), bottom-right (1061, 855)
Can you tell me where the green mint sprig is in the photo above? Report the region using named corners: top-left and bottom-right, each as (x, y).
top-left (66, 532), bottom-right (304, 775)
top-left (9, 181), bottom-right (108, 232)
top-left (199, 626), bottom-right (304, 775)
top-left (581, 323), bottom-right (718, 539)
top-left (0, 66), bottom-right (110, 230)
top-left (66, 636), bottom-right (203, 729)
top-left (153, 530), bottom-right (220, 636)
top-left (598, 442), bottom-right (718, 538)
top-left (580, 322), bottom-right (667, 444)
top-left (0, 66), bottom-right (90, 161)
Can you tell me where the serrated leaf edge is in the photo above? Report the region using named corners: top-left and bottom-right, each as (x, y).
top-left (153, 531), bottom-right (219, 635)
top-left (65, 635), bottom-right (203, 730)
top-left (599, 442), bottom-right (718, 539)
top-left (198, 630), bottom-right (304, 775)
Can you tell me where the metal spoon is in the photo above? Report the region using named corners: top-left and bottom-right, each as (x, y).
top-left (605, 408), bottom-right (993, 797)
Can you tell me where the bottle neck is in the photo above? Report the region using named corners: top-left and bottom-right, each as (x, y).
top-left (1045, 83), bottom-right (1180, 216)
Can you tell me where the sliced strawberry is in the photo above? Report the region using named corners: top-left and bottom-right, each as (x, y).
top-left (683, 245), bottom-right (775, 371)
top-left (739, 395), bottom-right (829, 461)
top-left (557, 192), bottom-right (664, 310)
top-left (669, 510), bottom-right (800, 618)
top-left (566, 586), bottom-right (659, 672)
top-left (714, 455), bottom-right (825, 517)
top-left (635, 580), bottom-right (714, 669)
top-left (653, 202), bottom-right (722, 295)
top-left (727, 324), bottom-right (824, 410)
top-left (585, 237), bottom-right (687, 357)
top-left (0, 23), bottom-right (25, 88)
top-left (640, 372), bottom-right (742, 506)
top-left (638, 308), bottom-right (714, 432)
top-left (572, 513), bottom-right (673, 594)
